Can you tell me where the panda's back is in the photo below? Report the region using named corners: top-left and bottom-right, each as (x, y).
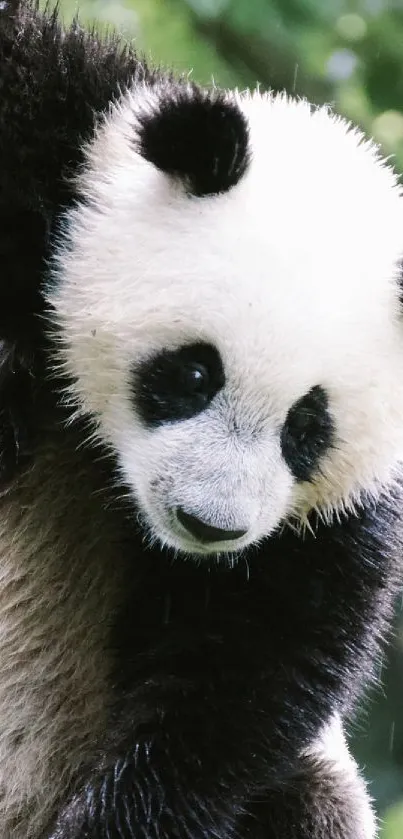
top-left (0, 427), bottom-right (127, 836)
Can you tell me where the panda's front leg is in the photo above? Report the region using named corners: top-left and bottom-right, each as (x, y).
top-left (48, 717), bottom-right (375, 839)
top-left (48, 756), bottom-right (376, 839)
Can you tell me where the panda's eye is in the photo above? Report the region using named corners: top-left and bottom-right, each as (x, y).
top-left (280, 385), bottom-right (334, 481)
top-left (182, 363), bottom-right (209, 394)
top-left (134, 342), bottom-right (225, 426)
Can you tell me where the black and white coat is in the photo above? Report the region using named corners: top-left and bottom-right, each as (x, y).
top-left (1, 2), bottom-right (403, 837)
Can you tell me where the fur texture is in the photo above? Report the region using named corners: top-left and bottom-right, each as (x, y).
top-left (1, 2), bottom-right (403, 838)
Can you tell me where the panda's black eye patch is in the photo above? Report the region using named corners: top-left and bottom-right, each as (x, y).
top-left (280, 386), bottom-right (334, 481)
top-left (133, 343), bottom-right (225, 426)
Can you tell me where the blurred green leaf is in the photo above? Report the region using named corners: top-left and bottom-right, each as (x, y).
top-left (381, 801), bottom-right (403, 839)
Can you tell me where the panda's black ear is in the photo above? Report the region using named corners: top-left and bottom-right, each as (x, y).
top-left (136, 86), bottom-right (250, 197)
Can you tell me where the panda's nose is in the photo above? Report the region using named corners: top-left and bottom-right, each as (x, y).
top-left (176, 508), bottom-right (247, 544)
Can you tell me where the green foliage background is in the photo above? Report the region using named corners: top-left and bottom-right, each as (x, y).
top-left (57, 0), bottom-right (403, 835)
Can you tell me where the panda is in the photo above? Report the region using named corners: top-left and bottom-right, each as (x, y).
top-left (1, 0), bottom-right (403, 837)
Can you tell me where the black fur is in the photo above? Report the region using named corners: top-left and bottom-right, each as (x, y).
top-left (136, 86), bottom-right (250, 196)
top-left (1, 3), bottom-right (402, 839)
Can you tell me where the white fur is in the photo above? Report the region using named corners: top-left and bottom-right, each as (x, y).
top-left (48, 84), bottom-right (403, 555)
top-left (306, 715), bottom-right (378, 838)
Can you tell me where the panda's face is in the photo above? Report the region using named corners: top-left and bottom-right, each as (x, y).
top-left (128, 337), bottom-right (333, 554)
top-left (49, 84), bottom-right (403, 556)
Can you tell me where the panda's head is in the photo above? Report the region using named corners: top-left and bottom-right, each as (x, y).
top-left (48, 82), bottom-right (403, 557)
